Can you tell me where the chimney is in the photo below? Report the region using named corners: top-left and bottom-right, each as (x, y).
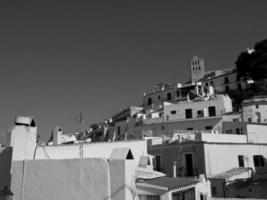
top-left (173, 161), bottom-right (177, 177)
top-left (199, 174), bottom-right (206, 183)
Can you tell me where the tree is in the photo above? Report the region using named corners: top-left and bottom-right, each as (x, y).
top-left (236, 38), bottom-right (267, 81)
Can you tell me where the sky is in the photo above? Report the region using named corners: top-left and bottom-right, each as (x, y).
top-left (0, 0), bottom-right (267, 140)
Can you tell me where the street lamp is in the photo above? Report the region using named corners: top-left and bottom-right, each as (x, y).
top-left (0, 186), bottom-right (14, 200)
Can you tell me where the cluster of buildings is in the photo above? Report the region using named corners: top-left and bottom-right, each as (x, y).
top-left (0, 56), bottom-right (266, 200)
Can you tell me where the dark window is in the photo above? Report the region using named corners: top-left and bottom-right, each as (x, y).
top-left (170, 110), bottom-right (176, 115)
top-left (147, 97), bottom-right (152, 105)
top-left (236, 128), bottom-right (242, 135)
top-left (117, 126), bottom-right (121, 136)
top-left (253, 155), bottom-right (264, 167)
top-left (256, 104), bottom-right (259, 109)
top-left (157, 95), bottom-right (161, 100)
top-left (236, 75), bottom-right (241, 81)
top-left (185, 109), bottom-right (193, 119)
top-left (208, 106), bottom-right (216, 117)
top-left (225, 86), bottom-right (230, 93)
top-left (238, 155), bottom-right (244, 167)
top-left (205, 126), bottom-right (213, 130)
top-left (212, 187), bottom-right (217, 196)
top-left (167, 92), bottom-right (172, 100)
top-left (154, 155), bottom-right (161, 171)
top-left (185, 153), bottom-right (194, 176)
top-left (224, 77), bottom-right (229, 84)
top-left (200, 194), bottom-right (204, 200)
top-left (161, 125), bottom-right (165, 130)
top-left (248, 117), bottom-right (252, 122)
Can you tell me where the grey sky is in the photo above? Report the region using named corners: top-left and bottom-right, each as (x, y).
top-left (0, 0), bottom-right (267, 140)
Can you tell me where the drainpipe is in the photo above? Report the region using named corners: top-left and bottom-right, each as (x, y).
top-left (173, 161), bottom-right (177, 177)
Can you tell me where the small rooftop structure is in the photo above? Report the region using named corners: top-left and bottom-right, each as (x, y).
top-left (15, 116), bottom-right (36, 127)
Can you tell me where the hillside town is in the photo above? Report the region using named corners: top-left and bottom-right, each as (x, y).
top-left (0, 50), bottom-right (267, 200)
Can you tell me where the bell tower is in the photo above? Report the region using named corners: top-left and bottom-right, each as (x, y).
top-left (190, 56), bottom-right (205, 82)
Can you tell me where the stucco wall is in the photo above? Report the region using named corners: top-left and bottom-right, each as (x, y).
top-left (128, 117), bottom-right (224, 139)
top-left (163, 95), bottom-right (232, 121)
top-left (204, 143), bottom-right (267, 177)
top-left (198, 133), bottom-right (247, 143)
top-left (148, 143), bottom-right (206, 177)
top-left (11, 158), bottom-right (133, 200)
top-left (247, 124), bottom-right (267, 143)
top-left (6, 126), bottom-right (37, 161)
top-left (242, 103), bottom-right (267, 123)
top-left (34, 140), bottom-right (147, 166)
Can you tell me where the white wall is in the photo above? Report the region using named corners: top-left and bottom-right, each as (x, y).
top-left (6, 125), bottom-right (37, 161)
top-left (34, 140), bottom-right (147, 166)
top-left (198, 133), bottom-right (247, 143)
top-left (204, 143), bottom-right (267, 177)
top-left (11, 158), bottom-right (135, 200)
top-left (164, 95), bottom-right (232, 122)
top-left (247, 124), bottom-right (267, 143)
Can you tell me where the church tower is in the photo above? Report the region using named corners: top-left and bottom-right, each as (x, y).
top-left (190, 56), bottom-right (205, 82)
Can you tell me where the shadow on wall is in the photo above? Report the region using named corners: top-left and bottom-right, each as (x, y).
top-left (0, 147), bottom-right (12, 189)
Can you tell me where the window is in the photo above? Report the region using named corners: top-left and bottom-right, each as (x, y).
top-left (225, 86), bottom-right (230, 93)
top-left (157, 95), bottom-right (161, 100)
top-left (167, 92), bottom-right (172, 100)
top-left (256, 104), bottom-right (259, 109)
top-left (208, 106), bottom-right (216, 117)
top-left (224, 77), bottom-right (229, 84)
top-left (117, 126), bottom-right (121, 136)
top-left (253, 155), bottom-right (264, 167)
top-left (154, 155), bottom-right (161, 171)
top-left (236, 75), bottom-right (241, 81)
top-left (161, 125), bottom-right (165, 130)
top-left (187, 128), bottom-right (193, 130)
top-left (171, 110), bottom-right (176, 115)
top-left (236, 128), bottom-right (242, 135)
top-left (212, 187), bottom-right (217, 196)
top-left (205, 126), bottom-right (213, 130)
top-left (185, 109), bottom-right (193, 119)
top-left (238, 155), bottom-right (245, 167)
top-left (147, 97), bottom-right (152, 105)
